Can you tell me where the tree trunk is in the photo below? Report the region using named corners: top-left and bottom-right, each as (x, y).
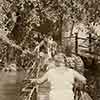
top-left (58, 14), bottom-right (63, 45)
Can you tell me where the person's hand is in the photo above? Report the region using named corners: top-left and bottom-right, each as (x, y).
top-left (29, 79), bottom-right (37, 83)
top-left (34, 46), bottom-right (39, 53)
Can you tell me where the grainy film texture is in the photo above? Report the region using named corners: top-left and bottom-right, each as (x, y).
top-left (0, 0), bottom-right (100, 100)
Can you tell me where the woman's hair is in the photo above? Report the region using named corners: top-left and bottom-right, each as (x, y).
top-left (56, 45), bottom-right (63, 53)
top-left (65, 40), bottom-right (74, 57)
top-left (54, 53), bottom-right (66, 65)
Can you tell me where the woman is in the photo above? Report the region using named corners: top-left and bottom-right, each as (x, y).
top-left (31, 53), bottom-right (86, 100)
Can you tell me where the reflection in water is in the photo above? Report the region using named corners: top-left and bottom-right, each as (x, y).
top-left (0, 71), bottom-right (25, 100)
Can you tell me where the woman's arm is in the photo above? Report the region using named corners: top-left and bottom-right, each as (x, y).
top-left (31, 72), bottom-right (48, 84)
top-left (73, 69), bottom-right (86, 84)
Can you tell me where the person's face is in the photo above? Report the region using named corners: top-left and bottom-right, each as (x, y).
top-left (48, 36), bottom-right (53, 40)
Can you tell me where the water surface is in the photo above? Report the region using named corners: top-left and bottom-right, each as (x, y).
top-left (0, 71), bottom-right (25, 100)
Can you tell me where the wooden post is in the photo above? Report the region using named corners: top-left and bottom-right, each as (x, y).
top-left (70, 21), bottom-right (74, 38)
top-left (89, 33), bottom-right (92, 53)
top-left (9, 47), bottom-right (14, 63)
top-left (75, 32), bottom-right (78, 54)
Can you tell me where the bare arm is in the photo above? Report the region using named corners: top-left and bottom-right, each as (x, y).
top-left (73, 69), bottom-right (86, 84)
top-left (31, 72), bottom-right (48, 84)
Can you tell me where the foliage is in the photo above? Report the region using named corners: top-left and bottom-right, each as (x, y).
top-left (0, 1), bottom-right (99, 100)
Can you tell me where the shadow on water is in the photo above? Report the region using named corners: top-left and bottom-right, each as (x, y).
top-left (0, 71), bottom-right (25, 100)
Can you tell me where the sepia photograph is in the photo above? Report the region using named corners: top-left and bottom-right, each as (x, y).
top-left (0, 0), bottom-right (100, 100)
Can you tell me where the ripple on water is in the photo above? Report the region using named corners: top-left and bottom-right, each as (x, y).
top-left (0, 71), bottom-right (25, 100)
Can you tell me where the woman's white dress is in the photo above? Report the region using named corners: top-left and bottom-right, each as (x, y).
top-left (47, 68), bottom-right (74, 100)
top-left (38, 64), bottom-right (86, 100)
top-left (44, 67), bottom-right (86, 100)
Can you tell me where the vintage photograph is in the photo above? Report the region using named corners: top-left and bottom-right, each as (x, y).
top-left (0, 0), bottom-right (100, 100)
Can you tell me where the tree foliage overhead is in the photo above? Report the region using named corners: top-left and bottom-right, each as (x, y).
top-left (0, 0), bottom-right (100, 42)
top-left (0, 0), bottom-right (100, 68)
